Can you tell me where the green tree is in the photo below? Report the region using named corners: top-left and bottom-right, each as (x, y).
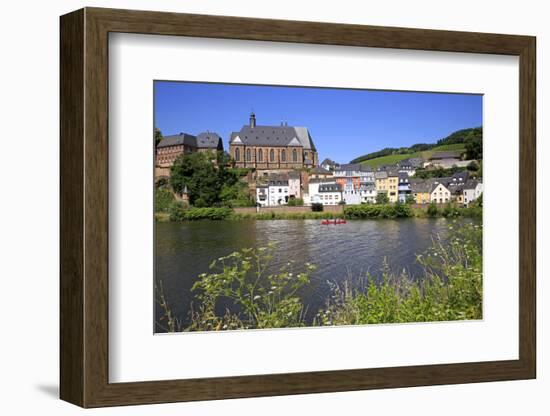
top-left (376, 192), bottom-right (389, 205)
top-left (465, 135), bottom-right (482, 160)
top-left (466, 160), bottom-right (479, 172)
top-left (154, 127), bottom-right (163, 146)
top-left (155, 188), bottom-right (175, 213)
top-left (170, 152), bottom-right (222, 207)
top-left (405, 194), bottom-right (416, 204)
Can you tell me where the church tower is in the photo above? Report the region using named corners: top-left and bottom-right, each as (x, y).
top-left (249, 112), bottom-right (256, 128)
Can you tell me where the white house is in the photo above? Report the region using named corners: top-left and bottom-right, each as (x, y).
top-left (342, 186), bottom-right (377, 205)
top-left (308, 180), bottom-right (342, 205)
top-left (256, 186), bottom-right (269, 207)
top-left (288, 171), bottom-right (301, 199)
top-left (463, 180), bottom-right (483, 205)
top-left (430, 181), bottom-right (451, 204)
top-left (268, 176), bottom-right (289, 206)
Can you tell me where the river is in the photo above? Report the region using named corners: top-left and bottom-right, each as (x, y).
top-left (154, 218), bottom-right (464, 332)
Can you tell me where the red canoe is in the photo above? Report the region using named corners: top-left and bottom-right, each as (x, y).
top-left (321, 219), bottom-right (347, 225)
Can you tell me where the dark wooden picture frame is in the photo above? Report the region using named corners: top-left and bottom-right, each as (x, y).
top-left (60, 7), bottom-right (536, 408)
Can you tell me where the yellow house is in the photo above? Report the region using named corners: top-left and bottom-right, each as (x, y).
top-left (375, 171), bottom-right (389, 202)
top-left (386, 171), bottom-right (399, 203)
top-left (375, 170), bottom-right (399, 203)
top-left (410, 180), bottom-right (431, 204)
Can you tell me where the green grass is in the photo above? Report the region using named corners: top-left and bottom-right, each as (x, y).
top-left (430, 143), bottom-right (466, 152)
top-left (358, 144), bottom-right (466, 168)
top-left (360, 153), bottom-right (419, 168)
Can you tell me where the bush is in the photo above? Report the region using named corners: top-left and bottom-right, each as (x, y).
top-left (184, 207), bottom-right (233, 221)
top-left (311, 203), bottom-right (324, 212)
top-left (426, 202), bottom-right (439, 217)
top-left (376, 192), bottom-right (389, 205)
top-left (405, 194), bottom-right (416, 204)
top-left (344, 204), bottom-right (412, 219)
top-left (287, 198), bottom-right (304, 206)
top-left (188, 244), bottom-right (316, 330)
top-left (155, 188), bottom-right (175, 213)
top-left (168, 200), bottom-right (187, 221)
top-left (316, 222), bottom-right (483, 326)
top-left (442, 203), bottom-right (460, 218)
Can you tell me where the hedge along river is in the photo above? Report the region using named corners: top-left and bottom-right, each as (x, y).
top-left (154, 218), bottom-right (474, 332)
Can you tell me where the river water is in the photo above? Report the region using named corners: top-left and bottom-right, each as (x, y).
top-left (155, 218), bottom-right (462, 332)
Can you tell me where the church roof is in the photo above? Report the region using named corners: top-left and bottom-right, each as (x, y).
top-left (230, 124), bottom-right (316, 150)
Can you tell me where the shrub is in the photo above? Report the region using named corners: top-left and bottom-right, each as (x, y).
top-left (311, 203), bottom-right (324, 212)
top-left (426, 202), bottom-right (439, 217)
top-left (343, 204), bottom-right (412, 219)
top-left (155, 188), bottom-right (175, 213)
top-left (405, 194), bottom-right (416, 204)
top-left (376, 192), bottom-right (389, 205)
top-left (184, 207), bottom-right (233, 221)
top-left (442, 203), bottom-right (460, 218)
top-left (316, 222), bottom-right (483, 326)
top-left (287, 198), bottom-right (304, 206)
top-left (188, 244), bottom-right (316, 330)
top-left (168, 200), bottom-right (188, 221)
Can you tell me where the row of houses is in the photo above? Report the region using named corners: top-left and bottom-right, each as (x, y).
top-left (255, 165), bottom-right (482, 207)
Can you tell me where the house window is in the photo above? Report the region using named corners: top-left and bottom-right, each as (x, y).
top-left (281, 149), bottom-right (286, 162)
top-left (235, 147), bottom-right (240, 161)
top-left (258, 149), bottom-right (263, 162)
top-left (293, 149), bottom-right (298, 162)
top-left (246, 148), bottom-right (251, 161)
top-left (270, 149), bottom-right (275, 162)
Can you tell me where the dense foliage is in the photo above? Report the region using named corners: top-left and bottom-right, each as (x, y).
top-left (170, 151), bottom-right (253, 207)
top-left (154, 188), bottom-right (175, 213)
top-left (188, 244), bottom-right (315, 330)
top-left (375, 192), bottom-right (390, 204)
top-left (316, 222), bottom-right (482, 325)
top-left (170, 207), bottom-right (233, 221)
top-left (154, 127), bottom-right (163, 146)
top-left (287, 198), bottom-right (304, 206)
top-left (311, 203), bottom-right (324, 212)
top-left (344, 203), bottom-right (412, 219)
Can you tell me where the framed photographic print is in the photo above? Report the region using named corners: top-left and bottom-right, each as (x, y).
top-left (60, 7), bottom-right (536, 408)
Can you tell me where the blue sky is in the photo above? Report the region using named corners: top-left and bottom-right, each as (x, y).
top-left (154, 81), bottom-right (482, 163)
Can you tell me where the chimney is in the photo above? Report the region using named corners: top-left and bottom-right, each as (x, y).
top-left (249, 112), bottom-right (256, 128)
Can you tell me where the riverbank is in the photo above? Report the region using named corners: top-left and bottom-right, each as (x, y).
top-left (155, 203), bottom-right (482, 222)
top-left (156, 221), bottom-right (482, 332)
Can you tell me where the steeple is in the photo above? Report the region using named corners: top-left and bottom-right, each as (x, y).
top-left (249, 112), bottom-right (256, 128)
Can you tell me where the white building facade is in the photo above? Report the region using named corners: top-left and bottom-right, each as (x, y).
top-left (308, 181), bottom-right (342, 205)
top-left (430, 182), bottom-right (451, 203)
top-left (463, 180), bottom-right (483, 205)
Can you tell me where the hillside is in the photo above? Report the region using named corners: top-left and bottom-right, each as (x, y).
top-left (350, 127), bottom-right (480, 166)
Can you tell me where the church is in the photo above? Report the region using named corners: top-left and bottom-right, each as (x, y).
top-left (229, 113), bottom-right (318, 171)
